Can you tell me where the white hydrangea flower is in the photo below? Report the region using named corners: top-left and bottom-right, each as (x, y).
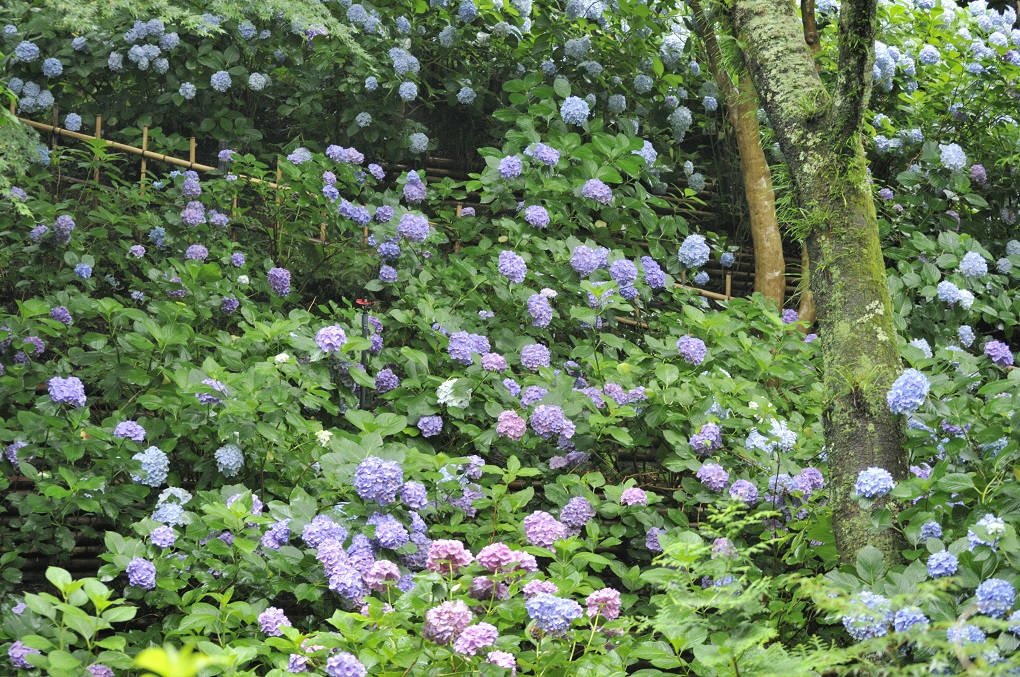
top-left (237, 275), bottom-right (250, 285)
top-left (274, 353), bottom-right (290, 364)
top-left (437, 378), bottom-right (471, 408)
top-left (315, 430), bottom-right (333, 447)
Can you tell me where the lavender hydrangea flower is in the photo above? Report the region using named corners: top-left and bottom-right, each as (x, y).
top-left (975, 578), bottom-right (1015, 618)
top-left (268, 267), bottom-right (290, 296)
top-left (886, 369), bottom-right (929, 414)
top-left (620, 487), bottom-right (647, 505)
top-left (316, 325), bottom-right (347, 354)
top-left (114, 421), bottom-right (146, 442)
top-left (729, 479), bottom-right (759, 504)
top-left (127, 557), bottom-right (156, 589)
top-left (258, 606), bottom-right (291, 636)
top-left (417, 415), bottom-right (443, 438)
top-left (453, 622), bottom-right (498, 656)
top-left (498, 156), bottom-right (523, 179)
top-left (498, 250), bottom-right (527, 283)
top-left (524, 205), bottom-right (550, 228)
top-left (325, 653), bottom-right (366, 677)
top-left (520, 343), bottom-right (551, 369)
top-left (581, 178), bottom-right (613, 204)
top-left (423, 600), bottom-right (472, 644)
top-left (939, 143), bottom-right (967, 171)
top-left (855, 467), bottom-right (895, 498)
top-left (375, 368), bottom-right (399, 393)
top-left (984, 340), bottom-right (1014, 367)
top-left (697, 463), bottom-right (730, 491)
top-left (48, 376), bottom-right (87, 407)
top-left (842, 592), bottom-right (892, 641)
top-left (523, 510), bottom-right (567, 547)
top-left (919, 521), bottom-right (942, 540)
top-left (397, 213), bottom-right (430, 242)
top-left (559, 496), bottom-right (596, 528)
top-left (676, 336), bottom-right (708, 366)
top-left (354, 456), bottom-right (403, 505)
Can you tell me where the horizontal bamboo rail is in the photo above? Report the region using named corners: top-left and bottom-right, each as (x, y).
top-left (16, 113), bottom-right (283, 190)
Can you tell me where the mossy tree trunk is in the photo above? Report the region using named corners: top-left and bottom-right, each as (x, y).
top-left (692, 0), bottom-right (786, 308)
top-left (723, 0), bottom-right (906, 563)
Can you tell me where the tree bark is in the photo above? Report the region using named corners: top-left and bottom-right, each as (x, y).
top-left (723, 0), bottom-right (906, 563)
top-left (693, 0), bottom-right (786, 309)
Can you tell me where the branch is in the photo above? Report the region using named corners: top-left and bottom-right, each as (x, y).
top-left (800, 0), bottom-right (821, 54)
top-left (723, 0), bottom-right (829, 141)
top-left (832, 0), bottom-right (878, 138)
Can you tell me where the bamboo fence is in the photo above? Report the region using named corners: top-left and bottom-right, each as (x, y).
top-left (14, 109), bottom-right (739, 313)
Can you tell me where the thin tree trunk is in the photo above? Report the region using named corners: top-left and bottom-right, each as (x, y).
top-left (798, 0), bottom-right (819, 326)
top-left (693, 0), bottom-right (785, 308)
top-left (724, 0), bottom-right (906, 563)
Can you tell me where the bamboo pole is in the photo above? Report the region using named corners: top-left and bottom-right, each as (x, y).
top-left (189, 137), bottom-right (196, 165)
top-left (139, 126), bottom-right (149, 194)
top-left (50, 105), bottom-right (59, 150)
top-left (725, 272), bottom-right (732, 300)
top-left (93, 115), bottom-right (102, 183)
top-left (17, 117), bottom-right (284, 189)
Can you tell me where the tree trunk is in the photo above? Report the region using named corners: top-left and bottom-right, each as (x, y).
top-left (723, 0), bottom-right (906, 563)
top-left (693, 0), bottom-right (786, 308)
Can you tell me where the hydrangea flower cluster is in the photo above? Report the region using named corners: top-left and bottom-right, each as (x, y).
top-left (854, 467), bottom-right (895, 498)
top-left (353, 456), bottom-right (403, 505)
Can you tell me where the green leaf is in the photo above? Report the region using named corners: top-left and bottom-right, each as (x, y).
top-left (936, 473), bottom-right (975, 493)
top-left (855, 545), bottom-right (885, 584)
top-left (45, 567), bottom-right (72, 593)
top-left (553, 78), bottom-right (571, 98)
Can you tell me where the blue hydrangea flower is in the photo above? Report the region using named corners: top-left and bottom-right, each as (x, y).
top-left (398, 81), bottom-right (418, 101)
top-left (842, 591), bottom-right (892, 641)
top-left (248, 73), bottom-right (269, 91)
top-left (456, 86), bottom-right (476, 104)
top-left (210, 70), bottom-right (232, 92)
top-left (927, 550), bottom-right (958, 578)
top-left (939, 143), bottom-right (967, 171)
top-left (678, 234), bottom-right (710, 268)
top-left (179, 82), bottom-right (197, 99)
top-left (74, 263), bottom-right (92, 279)
top-left (497, 250), bottom-right (527, 283)
top-left (560, 96), bottom-right (591, 125)
top-left (975, 578), bottom-right (1015, 618)
top-left (215, 444), bottom-right (244, 477)
top-left (409, 133), bottom-right (429, 153)
top-left (854, 467), bottom-right (894, 498)
top-left (893, 608), bottom-right (929, 633)
top-left (886, 369), bottom-right (929, 414)
top-left (959, 251), bottom-right (987, 278)
top-left (355, 111), bottom-right (372, 127)
top-left (919, 521), bottom-right (942, 540)
top-left (42, 58), bottom-right (63, 77)
top-left (498, 155), bottom-right (523, 179)
top-left (936, 280), bottom-right (960, 304)
top-left (131, 446), bottom-right (170, 486)
top-left (14, 41), bottom-right (40, 62)
top-left (526, 593), bottom-right (583, 634)
top-left (633, 74), bottom-right (653, 93)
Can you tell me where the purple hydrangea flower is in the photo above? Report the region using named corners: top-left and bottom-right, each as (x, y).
top-left (696, 463), bottom-right (729, 491)
top-left (526, 143), bottom-right (560, 166)
top-left (398, 213), bottom-right (430, 242)
top-left (401, 481), bottom-right (428, 510)
top-left (620, 487), bottom-right (647, 505)
top-left (586, 588), bottom-right (622, 620)
top-left (316, 325), bottom-right (347, 354)
top-left (221, 296), bottom-right (239, 314)
top-left (196, 378), bottom-right (227, 405)
top-left (375, 368), bottom-right (400, 393)
top-left (114, 421), bottom-right (146, 442)
top-left (185, 244), bottom-right (208, 261)
top-left (498, 156), bottom-right (523, 179)
top-left (919, 521), bottom-right (942, 540)
top-left (527, 293), bottom-right (554, 327)
top-left (423, 600), bottom-right (472, 644)
top-left (689, 422), bottom-right (722, 452)
top-left (676, 335), bottom-right (707, 365)
top-left (560, 96), bottom-right (591, 125)
top-left (8, 641), bottom-right (40, 669)
top-left (581, 178), bottom-right (613, 204)
top-left (453, 622), bottom-right (499, 656)
top-left (609, 259), bottom-right (638, 286)
top-left (559, 497), bottom-right (596, 528)
top-left (498, 250), bottom-right (527, 283)
top-left (426, 539), bottom-right (474, 574)
top-left (496, 410), bottom-right (527, 440)
top-left (520, 343), bottom-right (551, 369)
top-left (126, 556), bottom-right (156, 589)
top-left (268, 267), bottom-right (291, 296)
top-left (258, 606), bottom-right (291, 636)
top-left (728, 479), bottom-right (759, 504)
top-left (418, 415), bottom-right (443, 438)
top-left (379, 265), bottom-right (398, 283)
top-left (984, 340), bottom-right (1014, 367)
top-left (325, 652), bottom-right (366, 677)
top-left (523, 510), bottom-right (567, 547)
top-left (530, 404), bottom-right (573, 439)
top-left (48, 376), bottom-right (87, 407)
top-left (354, 457), bottom-right (403, 505)
top-left (524, 205), bottom-right (550, 228)
top-left (975, 578), bottom-right (1015, 618)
